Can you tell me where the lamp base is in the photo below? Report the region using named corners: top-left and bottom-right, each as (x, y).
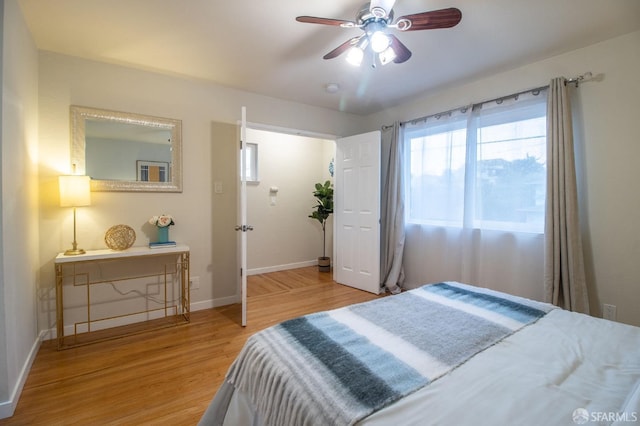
top-left (64, 248), bottom-right (86, 256)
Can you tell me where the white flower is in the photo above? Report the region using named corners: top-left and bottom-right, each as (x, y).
top-left (149, 214), bottom-right (175, 227)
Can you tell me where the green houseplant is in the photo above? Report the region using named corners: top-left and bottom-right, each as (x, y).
top-left (309, 180), bottom-right (334, 272)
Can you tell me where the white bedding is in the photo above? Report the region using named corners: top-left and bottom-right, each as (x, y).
top-left (201, 304), bottom-right (640, 425)
top-left (363, 309), bottom-right (640, 425)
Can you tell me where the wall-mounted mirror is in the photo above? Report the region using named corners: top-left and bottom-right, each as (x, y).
top-left (70, 105), bottom-right (182, 192)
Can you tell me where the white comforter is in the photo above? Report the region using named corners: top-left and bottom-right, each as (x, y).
top-left (203, 308), bottom-right (640, 426)
top-left (363, 308), bottom-right (640, 425)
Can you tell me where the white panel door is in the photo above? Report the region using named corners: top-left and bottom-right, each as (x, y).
top-left (334, 131), bottom-right (381, 294)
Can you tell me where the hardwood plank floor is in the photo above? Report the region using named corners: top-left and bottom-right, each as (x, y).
top-left (2, 267), bottom-right (382, 425)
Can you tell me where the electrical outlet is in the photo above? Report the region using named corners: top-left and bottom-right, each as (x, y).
top-left (603, 304), bottom-right (617, 321)
top-left (189, 276), bottom-right (200, 290)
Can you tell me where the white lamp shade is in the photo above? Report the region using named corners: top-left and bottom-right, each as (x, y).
top-left (370, 31), bottom-right (390, 53)
top-left (59, 175), bottom-right (91, 207)
top-left (379, 46), bottom-right (397, 65)
top-left (346, 47), bottom-right (364, 66)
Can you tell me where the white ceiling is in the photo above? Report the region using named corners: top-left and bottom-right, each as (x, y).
top-left (17, 0), bottom-right (640, 115)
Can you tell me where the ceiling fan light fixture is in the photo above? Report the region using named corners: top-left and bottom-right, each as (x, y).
top-left (378, 46), bottom-right (397, 65)
top-left (370, 30), bottom-right (391, 53)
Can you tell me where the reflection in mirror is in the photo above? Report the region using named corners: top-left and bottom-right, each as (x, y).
top-left (71, 106), bottom-right (182, 192)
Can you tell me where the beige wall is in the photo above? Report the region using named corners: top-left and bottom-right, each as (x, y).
top-left (365, 30), bottom-right (640, 327)
top-left (36, 51), bottom-right (366, 333)
top-left (245, 128), bottom-right (334, 273)
top-left (0, 0), bottom-right (39, 417)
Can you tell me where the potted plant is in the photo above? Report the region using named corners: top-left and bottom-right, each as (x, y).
top-left (309, 180), bottom-right (334, 272)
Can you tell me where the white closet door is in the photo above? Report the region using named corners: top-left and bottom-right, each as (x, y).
top-left (334, 131), bottom-right (381, 294)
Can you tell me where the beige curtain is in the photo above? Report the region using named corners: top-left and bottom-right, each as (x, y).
top-left (380, 122), bottom-right (405, 294)
top-left (544, 78), bottom-right (589, 313)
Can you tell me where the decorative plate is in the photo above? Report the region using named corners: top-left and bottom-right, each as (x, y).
top-left (104, 224), bottom-right (136, 250)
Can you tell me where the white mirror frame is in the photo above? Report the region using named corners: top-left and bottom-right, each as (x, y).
top-left (70, 105), bottom-right (183, 192)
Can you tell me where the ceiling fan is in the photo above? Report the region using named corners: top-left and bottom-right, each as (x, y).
top-left (296, 0), bottom-right (462, 67)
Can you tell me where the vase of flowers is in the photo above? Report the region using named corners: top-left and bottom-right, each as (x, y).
top-left (149, 214), bottom-right (175, 243)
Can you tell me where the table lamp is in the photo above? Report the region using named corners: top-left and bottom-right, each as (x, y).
top-left (59, 175), bottom-right (91, 255)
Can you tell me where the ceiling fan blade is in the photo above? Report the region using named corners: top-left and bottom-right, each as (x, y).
top-left (396, 7), bottom-right (462, 31)
top-left (323, 36), bottom-right (362, 60)
top-left (296, 16), bottom-right (356, 27)
top-left (369, 0), bottom-right (396, 18)
top-left (388, 35), bottom-right (412, 63)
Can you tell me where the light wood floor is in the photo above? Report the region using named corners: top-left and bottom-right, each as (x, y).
top-left (2, 267), bottom-right (382, 425)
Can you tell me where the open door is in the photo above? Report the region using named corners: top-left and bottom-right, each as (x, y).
top-left (236, 107), bottom-right (253, 326)
top-left (334, 131), bottom-right (381, 294)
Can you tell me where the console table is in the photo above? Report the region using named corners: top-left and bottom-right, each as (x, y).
top-left (54, 245), bottom-right (190, 349)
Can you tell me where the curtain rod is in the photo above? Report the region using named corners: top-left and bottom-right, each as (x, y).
top-left (381, 72), bottom-right (593, 130)
top-left (565, 71), bottom-right (593, 87)
top-left (402, 85), bottom-right (548, 126)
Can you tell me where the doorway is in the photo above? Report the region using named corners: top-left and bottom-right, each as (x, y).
top-left (244, 127), bottom-right (335, 276)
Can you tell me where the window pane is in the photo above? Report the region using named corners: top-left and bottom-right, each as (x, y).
top-left (407, 128), bottom-right (466, 226)
top-left (474, 117), bottom-right (546, 232)
top-left (244, 143), bottom-right (258, 182)
top-left (245, 146), bottom-right (253, 180)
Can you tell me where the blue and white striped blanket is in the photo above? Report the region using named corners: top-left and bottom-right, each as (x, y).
top-left (225, 282), bottom-right (555, 426)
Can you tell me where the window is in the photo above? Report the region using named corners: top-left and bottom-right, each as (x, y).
top-left (405, 91), bottom-right (547, 233)
top-left (243, 142), bottom-right (259, 183)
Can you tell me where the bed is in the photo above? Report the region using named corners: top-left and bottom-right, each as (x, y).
top-left (199, 282), bottom-right (640, 426)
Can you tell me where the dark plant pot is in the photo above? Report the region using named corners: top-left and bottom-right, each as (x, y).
top-left (318, 256), bottom-right (331, 272)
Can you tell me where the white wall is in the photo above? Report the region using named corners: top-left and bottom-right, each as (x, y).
top-left (0, 0), bottom-right (40, 418)
top-left (364, 30), bottom-right (640, 327)
top-left (245, 128), bottom-right (334, 273)
top-left (36, 51), bottom-right (366, 333)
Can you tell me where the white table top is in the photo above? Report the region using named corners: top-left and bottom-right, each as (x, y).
top-left (55, 244), bottom-right (190, 263)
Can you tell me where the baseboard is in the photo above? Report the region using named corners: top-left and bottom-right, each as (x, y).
top-left (0, 332), bottom-right (43, 420)
top-left (190, 294), bottom-right (239, 312)
top-left (247, 260), bottom-right (317, 276)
